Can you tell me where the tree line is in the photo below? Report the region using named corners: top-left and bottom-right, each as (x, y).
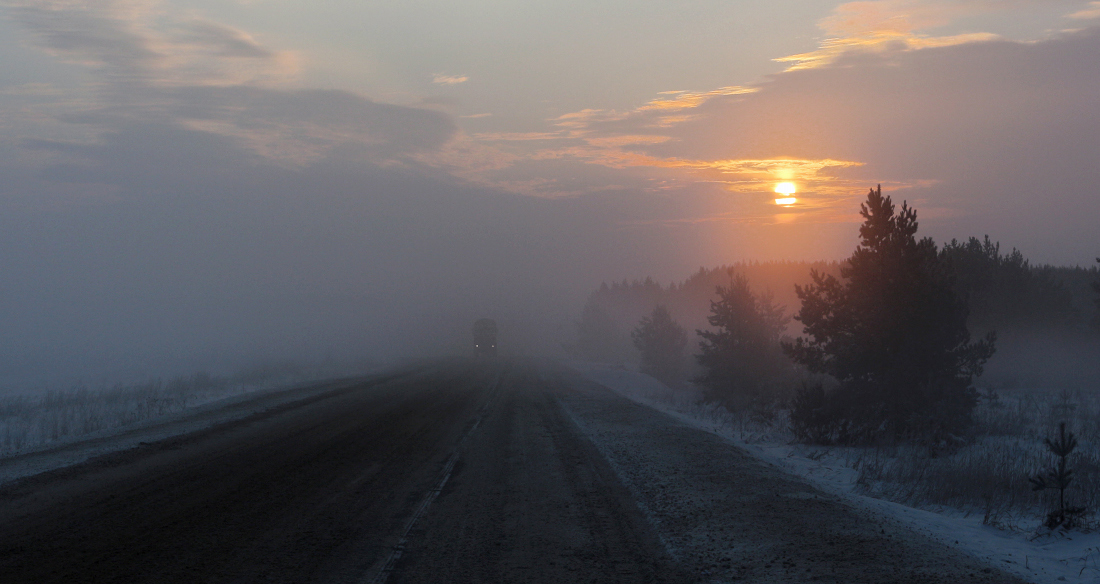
top-left (571, 186), bottom-right (1100, 445)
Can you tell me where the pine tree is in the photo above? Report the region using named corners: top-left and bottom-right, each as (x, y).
top-left (1030, 422), bottom-right (1084, 529)
top-left (940, 236), bottom-right (1076, 333)
top-left (695, 271), bottom-right (789, 410)
top-left (783, 186), bottom-right (995, 443)
top-left (631, 305), bottom-right (688, 386)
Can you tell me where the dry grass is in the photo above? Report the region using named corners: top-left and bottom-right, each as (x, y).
top-left (855, 388), bottom-right (1100, 529)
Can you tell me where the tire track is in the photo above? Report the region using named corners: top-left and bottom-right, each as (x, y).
top-left (389, 360), bottom-right (688, 584)
top-left (365, 366), bottom-right (507, 584)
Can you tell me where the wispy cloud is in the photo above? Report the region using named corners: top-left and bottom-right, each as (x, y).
top-left (776, 31), bottom-right (998, 70)
top-left (1069, 1), bottom-right (1100, 19)
top-left (774, 1), bottom-right (1004, 70)
top-left (2, 0), bottom-right (454, 167)
top-left (637, 86), bottom-right (757, 111)
top-left (3, 0), bottom-right (298, 88)
top-left (177, 19), bottom-right (275, 60)
top-left (475, 132), bottom-right (565, 141)
top-left (432, 74), bottom-right (469, 85)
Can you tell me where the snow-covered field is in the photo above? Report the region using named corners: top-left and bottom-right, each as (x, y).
top-left (569, 361), bottom-right (1100, 584)
top-left (0, 374), bottom-right (371, 487)
top-left (0, 367), bottom-right (368, 459)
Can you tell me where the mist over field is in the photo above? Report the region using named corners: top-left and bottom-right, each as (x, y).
top-left (0, 152), bottom-right (743, 389)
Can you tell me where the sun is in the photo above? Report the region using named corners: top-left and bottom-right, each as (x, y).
top-left (774, 182), bottom-right (797, 206)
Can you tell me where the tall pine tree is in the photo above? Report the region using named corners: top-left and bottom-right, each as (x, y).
top-left (783, 186), bottom-right (995, 443)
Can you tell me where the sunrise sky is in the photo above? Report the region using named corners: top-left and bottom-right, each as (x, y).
top-left (2, 0), bottom-right (1099, 381)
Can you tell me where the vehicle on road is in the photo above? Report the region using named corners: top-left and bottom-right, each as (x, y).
top-left (473, 318), bottom-right (497, 357)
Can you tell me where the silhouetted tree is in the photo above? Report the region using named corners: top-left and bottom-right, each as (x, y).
top-left (696, 271), bottom-right (789, 410)
top-left (1030, 422), bottom-right (1085, 529)
top-left (631, 305), bottom-right (688, 386)
top-left (783, 186), bottom-right (996, 443)
top-left (941, 236), bottom-right (1077, 334)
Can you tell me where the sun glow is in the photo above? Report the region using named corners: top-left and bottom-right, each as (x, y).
top-left (774, 182), bottom-right (797, 206)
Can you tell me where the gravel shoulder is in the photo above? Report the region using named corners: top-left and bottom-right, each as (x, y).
top-left (554, 365), bottom-right (1030, 584)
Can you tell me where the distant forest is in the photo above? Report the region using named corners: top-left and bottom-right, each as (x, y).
top-left (568, 237), bottom-right (1100, 390)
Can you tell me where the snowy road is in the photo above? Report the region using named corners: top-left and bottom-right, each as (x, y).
top-left (0, 359), bottom-right (1026, 583)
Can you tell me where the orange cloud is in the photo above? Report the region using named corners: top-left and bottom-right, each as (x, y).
top-left (776, 31), bottom-right (998, 70)
top-left (553, 109), bottom-right (621, 130)
top-left (776, 1), bottom-right (1000, 70)
top-left (459, 85), bottom-right (872, 215)
top-left (533, 142), bottom-right (868, 197)
top-left (638, 86), bottom-right (757, 111)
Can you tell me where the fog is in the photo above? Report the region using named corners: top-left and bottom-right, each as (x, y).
top-left (0, 117), bottom-right (723, 388)
top-left (2, 1), bottom-right (1100, 391)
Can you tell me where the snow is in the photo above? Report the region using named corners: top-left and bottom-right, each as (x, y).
top-left (0, 377), bottom-right (356, 487)
top-left (569, 361), bottom-right (1100, 584)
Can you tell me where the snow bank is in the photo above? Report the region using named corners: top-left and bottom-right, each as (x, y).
top-left (0, 376), bottom-right (361, 487)
top-left (568, 361), bottom-right (1100, 584)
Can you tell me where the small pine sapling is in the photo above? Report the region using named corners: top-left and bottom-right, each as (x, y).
top-left (1029, 422), bottom-right (1085, 529)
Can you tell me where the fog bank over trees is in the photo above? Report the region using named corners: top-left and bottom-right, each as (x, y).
top-left (572, 236), bottom-right (1100, 393)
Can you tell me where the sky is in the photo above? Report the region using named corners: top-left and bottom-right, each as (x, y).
top-left (1, 0), bottom-right (1099, 385)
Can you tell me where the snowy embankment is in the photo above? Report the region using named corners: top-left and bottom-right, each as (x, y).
top-left (568, 361), bottom-right (1100, 584)
top-left (0, 374), bottom-right (371, 487)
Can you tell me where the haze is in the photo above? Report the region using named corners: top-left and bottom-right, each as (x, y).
top-left (1, 0), bottom-right (1098, 387)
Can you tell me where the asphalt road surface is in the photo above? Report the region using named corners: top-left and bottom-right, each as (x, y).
top-left (0, 359), bottom-right (1028, 583)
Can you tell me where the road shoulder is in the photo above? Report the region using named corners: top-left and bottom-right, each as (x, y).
top-left (555, 367), bottom-right (1030, 583)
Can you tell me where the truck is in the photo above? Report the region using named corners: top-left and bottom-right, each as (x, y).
top-left (473, 318), bottom-right (498, 357)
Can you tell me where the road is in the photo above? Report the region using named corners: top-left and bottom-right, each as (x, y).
top-left (0, 359), bottom-right (1028, 583)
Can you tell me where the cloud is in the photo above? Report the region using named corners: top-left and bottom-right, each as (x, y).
top-left (774, 0), bottom-right (1005, 70)
top-left (177, 19), bottom-right (275, 60)
top-left (775, 31), bottom-right (999, 70)
top-left (458, 24), bottom-right (1100, 263)
top-left (2, 0), bottom-right (298, 88)
top-left (637, 86), bottom-right (758, 111)
top-left (474, 132), bottom-right (565, 141)
top-left (3, 0), bottom-right (162, 82)
top-left (2, 0), bottom-right (455, 166)
top-left (1069, 1), bottom-right (1100, 19)
top-left (171, 86), bottom-right (456, 164)
top-left (432, 74), bottom-right (469, 85)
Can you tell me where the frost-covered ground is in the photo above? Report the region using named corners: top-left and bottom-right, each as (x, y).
top-left (0, 366), bottom-right (371, 458)
top-left (569, 361), bottom-right (1100, 584)
top-left (0, 373), bottom-right (379, 486)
